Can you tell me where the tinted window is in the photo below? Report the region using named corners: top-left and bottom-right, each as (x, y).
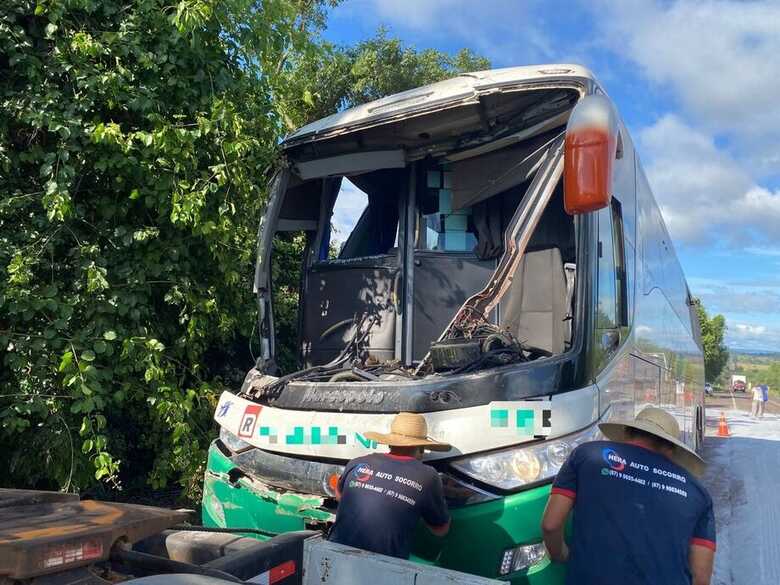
top-left (597, 206), bottom-right (617, 328)
top-left (322, 173), bottom-right (402, 261)
top-left (330, 179), bottom-right (368, 257)
top-left (612, 199), bottom-right (628, 327)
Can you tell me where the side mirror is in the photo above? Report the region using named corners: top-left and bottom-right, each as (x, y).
top-left (564, 94), bottom-right (619, 215)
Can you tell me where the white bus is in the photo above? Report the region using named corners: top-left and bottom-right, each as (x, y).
top-left (204, 64), bottom-right (705, 584)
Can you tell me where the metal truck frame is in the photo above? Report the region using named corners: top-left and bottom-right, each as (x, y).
top-left (0, 489), bottom-right (498, 585)
top-left (202, 64), bottom-right (705, 584)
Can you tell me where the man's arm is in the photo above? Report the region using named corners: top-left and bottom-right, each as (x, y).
top-left (422, 472), bottom-right (451, 537)
top-left (541, 493), bottom-right (574, 563)
top-left (689, 543), bottom-right (715, 585)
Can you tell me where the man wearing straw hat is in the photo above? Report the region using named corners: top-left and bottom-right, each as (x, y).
top-left (329, 412), bottom-right (451, 559)
top-left (541, 406), bottom-right (716, 585)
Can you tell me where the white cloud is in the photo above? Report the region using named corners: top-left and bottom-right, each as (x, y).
top-left (734, 324), bottom-right (767, 336)
top-left (596, 0), bottom-right (780, 153)
top-left (638, 114), bottom-right (780, 245)
top-left (702, 289), bottom-right (780, 316)
top-left (365, 0), bottom-right (553, 65)
top-left (746, 247), bottom-right (780, 257)
top-left (727, 322), bottom-right (780, 351)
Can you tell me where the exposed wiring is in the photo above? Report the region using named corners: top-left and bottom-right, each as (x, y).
top-left (250, 312), bottom-right (379, 399)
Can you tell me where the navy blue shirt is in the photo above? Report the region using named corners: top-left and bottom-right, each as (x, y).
top-left (552, 441), bottom-right (716, 585)
top-left (329, 453), bottom-right (450, 559)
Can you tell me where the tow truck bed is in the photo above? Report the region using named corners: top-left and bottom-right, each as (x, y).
top-left (0, 490), bottom-right (188, 579)
top-left (0, 490), bottom-right (499, 585)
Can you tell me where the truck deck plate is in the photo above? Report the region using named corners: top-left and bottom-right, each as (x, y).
top-left (0, 492), bottom-right (188, 579)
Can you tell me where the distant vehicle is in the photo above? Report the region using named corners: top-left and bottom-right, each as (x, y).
top-left (704, 383), bottom-right (713, 396)
top-left (732, 375), bottom-right (747, 393)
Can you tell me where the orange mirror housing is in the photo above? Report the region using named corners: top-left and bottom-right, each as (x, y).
top-left (564, 94), bottom-right (619, 215)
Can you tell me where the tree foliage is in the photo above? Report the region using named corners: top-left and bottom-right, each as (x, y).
top-left (278, 29), bottom-right (490, 131)
top-left (694, 300), bottom-right (729, 383)
top-left (0, 0), bottom-right (330, 496)
top-left (1, 1), bottom-right (488, 499)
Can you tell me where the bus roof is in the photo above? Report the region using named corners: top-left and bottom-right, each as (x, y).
top-left (283, 64), bottom-right (597, 147)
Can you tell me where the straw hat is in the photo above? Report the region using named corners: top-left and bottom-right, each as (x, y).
top-left (599, 406), bottom-right (704, 476)
top-left (364, 412), bottom-right (451, 452)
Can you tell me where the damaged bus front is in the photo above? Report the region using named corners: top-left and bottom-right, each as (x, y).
top-left (203, 65), bottom-right (705, 584)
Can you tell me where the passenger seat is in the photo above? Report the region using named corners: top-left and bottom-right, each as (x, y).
top-left (499, 246), bottom-right (568, 355)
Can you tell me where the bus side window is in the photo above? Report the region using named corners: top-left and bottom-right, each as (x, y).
top-left (611, 199), bottom-right (629, 327)
top-left (596, 207), bottom-right (618, 329)
top-left (596, 200), bottom-right (628, 330)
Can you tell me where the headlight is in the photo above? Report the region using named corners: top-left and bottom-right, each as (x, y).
top-left (499, 543), bottom-right (548, 575)
top-left (450, 423), bottom-right (601, 490)
top-left (219, 426), bottom-right (252, 453)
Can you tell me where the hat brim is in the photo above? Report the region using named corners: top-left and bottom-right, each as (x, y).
top-left (363, 431), bottom-right (451, 452)
top-left (599, 420), bottom-right (705, 476)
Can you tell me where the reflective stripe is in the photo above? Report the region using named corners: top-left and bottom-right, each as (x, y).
top-left (248, 560), bottom-right (297, 584)
top-left (270, 560), bottom-right (296, 583)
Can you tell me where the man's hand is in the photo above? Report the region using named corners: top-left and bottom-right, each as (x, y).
top-left (425, 519), bottom-right (451, 537)
top-left (541, 493), bottom-right (574, 563)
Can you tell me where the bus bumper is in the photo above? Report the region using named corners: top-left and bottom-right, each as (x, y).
top-left (202, 442), bottom-right (566, 585)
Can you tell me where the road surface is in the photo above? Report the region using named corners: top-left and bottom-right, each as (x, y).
top-left (703, 408), bottom-right (780, 585)
top-left (706, 391), bottom-right (780, 415)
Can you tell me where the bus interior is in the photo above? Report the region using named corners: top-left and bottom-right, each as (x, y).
top-left (256, 86), bottom-right (584, 391)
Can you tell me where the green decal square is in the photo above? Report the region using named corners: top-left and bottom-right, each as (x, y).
top-left (286, 427), bottom-right (304, 445)
top-left (516, 409), bottom-right (535, 435)
top-left (491, 409), bottom-right (509, 427)
top-left (325, 426), bottom-right (339, 445)
top-left (311, 427), bottom-right (321, 445)
top-left (259, 426), bottom-right (270, 436)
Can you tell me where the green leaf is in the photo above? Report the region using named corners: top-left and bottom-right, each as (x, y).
top-left (82, 439), bottom-right (94, 454)
top-left (103, 330), bottom-right (117, 341)
top-left (59, 351), bottom-right (74, 372)
top-left (94, 340), bottom-right (107, 354)
top-left (81, 350), bottom-right (96, 362)
top-left (129, 188), bottom-right (141, 200)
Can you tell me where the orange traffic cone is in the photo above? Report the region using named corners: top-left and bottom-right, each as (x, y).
top-left (717, 412), bottom-right (730, 437)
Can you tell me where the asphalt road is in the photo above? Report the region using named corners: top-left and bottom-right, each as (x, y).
top-left (703, 410), bottom-right (780, 584)
top-left (705, 391), bottom-right (780, 415)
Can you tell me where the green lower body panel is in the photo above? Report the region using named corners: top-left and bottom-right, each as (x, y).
top-left (203, 443), bottom-right (566, 584)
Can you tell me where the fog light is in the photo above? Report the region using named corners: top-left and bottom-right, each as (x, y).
top-left (498, 542), bottom-right (548, 575)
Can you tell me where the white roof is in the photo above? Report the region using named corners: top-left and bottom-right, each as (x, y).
top-left (283, 64), bottom-right (596, 146)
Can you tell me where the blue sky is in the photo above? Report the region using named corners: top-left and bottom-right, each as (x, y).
top-left (322, 0), bottom-right (780, 351)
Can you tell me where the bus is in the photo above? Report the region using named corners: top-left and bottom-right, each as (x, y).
top-left (202, 64), bottom-right (705, 584)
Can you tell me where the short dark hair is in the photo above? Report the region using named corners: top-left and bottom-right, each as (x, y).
top-left (625, 427), bottom-right (673, 451)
